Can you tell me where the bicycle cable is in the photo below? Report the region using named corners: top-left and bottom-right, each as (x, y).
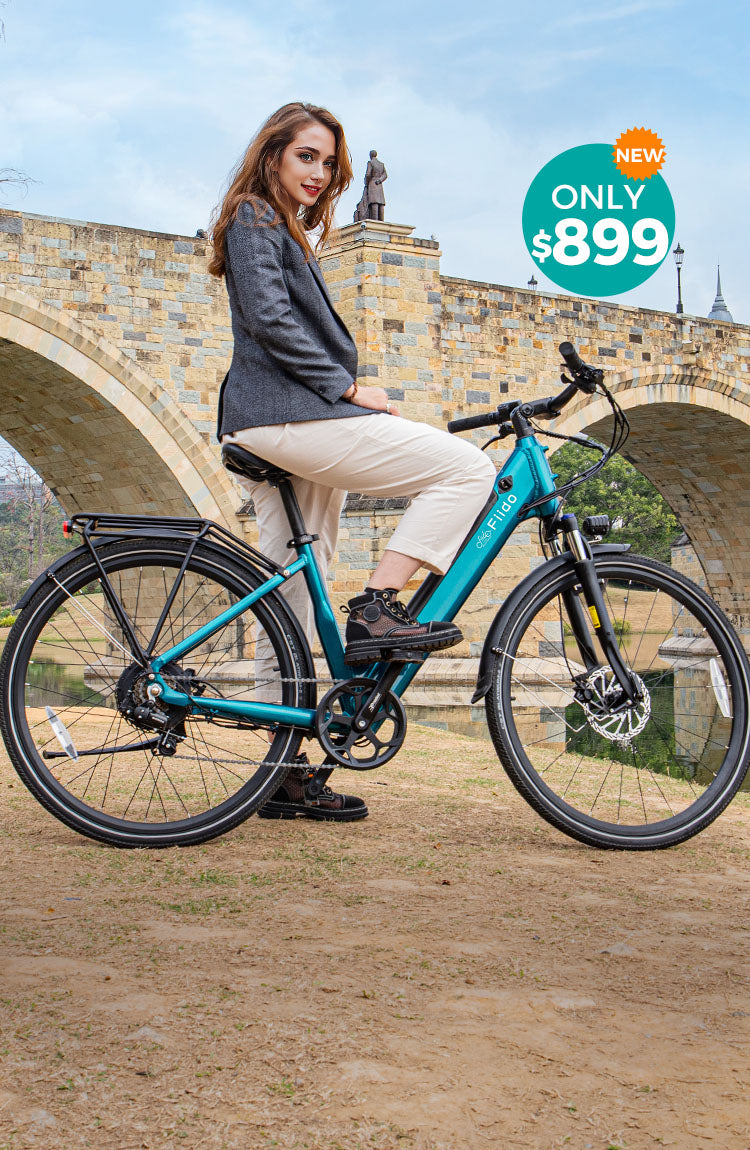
top-left (531, 378), bottom-right (630, 507)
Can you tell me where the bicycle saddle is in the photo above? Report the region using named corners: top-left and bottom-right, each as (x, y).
top-left (221, 443), bottom-right (292, 485)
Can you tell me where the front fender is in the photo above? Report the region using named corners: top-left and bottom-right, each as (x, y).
top-left (471, 542), bottom-right (631, 703)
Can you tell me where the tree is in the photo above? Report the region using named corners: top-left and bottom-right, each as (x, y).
top-left (0, 455), bottom-right (69, 605)
top-left (551, 442), bottom-right (681, 563)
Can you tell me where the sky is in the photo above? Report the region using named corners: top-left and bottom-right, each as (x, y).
top-left (0, 0), bottom-right (747, 322)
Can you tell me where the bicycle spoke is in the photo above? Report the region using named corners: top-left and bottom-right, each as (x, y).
top-left (49, 579), bottom-right (138, 662)
top-left (488, 554), bottom-right (749, 848)
top-left (559, 754), bottom-right (586, 798)
top-left (7, 541), bottom-right (308, 842)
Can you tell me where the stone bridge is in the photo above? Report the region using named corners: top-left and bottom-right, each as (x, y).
top-left (1, 208), bottom-right (748, 644)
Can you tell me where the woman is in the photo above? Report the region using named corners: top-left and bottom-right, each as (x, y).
top-left (209, 103), bottom-right (495, 820)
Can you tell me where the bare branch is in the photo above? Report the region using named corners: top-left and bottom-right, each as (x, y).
top-left (0, 168), bottom-right (36, 200)
top-left (0, 168), bottom-right (31, 185)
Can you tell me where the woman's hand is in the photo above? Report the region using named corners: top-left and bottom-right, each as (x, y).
top-left (345, 384), bottom-right (400, 417)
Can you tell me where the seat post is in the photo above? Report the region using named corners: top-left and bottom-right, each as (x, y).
top-left (276, 477), bottom-right (319, 551)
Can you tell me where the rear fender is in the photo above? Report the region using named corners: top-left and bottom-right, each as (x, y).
top-left (14, 542), bottom-right (107, 611)
top-left (14, 534), bottom-right (316, 694)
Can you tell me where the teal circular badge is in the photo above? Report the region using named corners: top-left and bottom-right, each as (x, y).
top-left (522, 143), bottom-right (675, 297)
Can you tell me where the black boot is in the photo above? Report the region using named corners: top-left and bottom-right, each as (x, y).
top-left (343, 587), bottom-right (462, 665)
top-left (258, 756), bottom-right (368, 822)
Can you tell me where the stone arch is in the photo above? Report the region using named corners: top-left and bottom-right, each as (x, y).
top-left (552, 361), bottom-right (750, 628)
top-left (0, 286), bottom-right (238, 524)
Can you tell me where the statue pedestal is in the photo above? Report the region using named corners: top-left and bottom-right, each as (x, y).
top-left (319, 220), bottom-right (443, 423)
top-left (329, 219), bottom-right (423, 252)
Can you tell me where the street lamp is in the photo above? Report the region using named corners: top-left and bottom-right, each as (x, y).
top-left (528, 274), bottom-right (538, 292)
top-left (673, 241), bottom-right (684, 314)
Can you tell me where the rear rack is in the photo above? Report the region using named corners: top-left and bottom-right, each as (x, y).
top-left (64, 513), bottom-right (284, 576)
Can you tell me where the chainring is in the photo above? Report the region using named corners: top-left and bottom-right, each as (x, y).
top-left (315, 677), bottom-right (407, 769)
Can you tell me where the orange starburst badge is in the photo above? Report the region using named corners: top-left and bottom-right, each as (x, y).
top-left (613, 128), bottom-right (665, 180)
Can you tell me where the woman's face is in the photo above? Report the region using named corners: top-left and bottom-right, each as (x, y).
top-left (275, 121), bottom-right (337, 211)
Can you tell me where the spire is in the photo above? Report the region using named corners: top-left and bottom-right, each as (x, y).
top-left (708, 265), bottom-right (733, 323)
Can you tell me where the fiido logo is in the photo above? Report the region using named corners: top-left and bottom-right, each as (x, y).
top-left (476, 493), bottom-right (518, 549)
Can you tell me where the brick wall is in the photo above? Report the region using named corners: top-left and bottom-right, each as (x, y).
top-left (2, 208), bottom-right (749, 631)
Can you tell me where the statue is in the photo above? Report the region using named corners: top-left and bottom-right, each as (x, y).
top-left (353, 150), bottom-right (388, 222)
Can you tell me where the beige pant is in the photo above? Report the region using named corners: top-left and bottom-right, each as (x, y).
top-left (223, 414), bottom-right (496, 665)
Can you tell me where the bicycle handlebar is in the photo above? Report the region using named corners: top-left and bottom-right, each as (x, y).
top-left (446, 409), bottom-right (506, 434)
top-left (447, 341), bottom-right (601, 435)
top-left (559, 341), bottom-right (601, 394)
top-left (558, 341), bottom-right (584, 374)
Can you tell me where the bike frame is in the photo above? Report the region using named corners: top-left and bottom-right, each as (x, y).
top-left (152, 435), bottom-right (560, 730)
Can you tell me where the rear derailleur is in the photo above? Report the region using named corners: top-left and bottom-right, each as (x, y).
top-left (115, 661), bottom-right (203, 756)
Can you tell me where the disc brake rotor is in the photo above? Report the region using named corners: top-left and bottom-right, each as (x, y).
top-left (578, 667), bottom-right (651, 746)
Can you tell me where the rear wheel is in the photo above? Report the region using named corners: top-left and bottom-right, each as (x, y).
top-left (486, 553), bottom-right (750, 848)
top-left (0, 538), bottom-right (313, 847)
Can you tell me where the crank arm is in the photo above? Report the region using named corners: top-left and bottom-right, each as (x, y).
top-left (354, 661), bottom-right (406, 730)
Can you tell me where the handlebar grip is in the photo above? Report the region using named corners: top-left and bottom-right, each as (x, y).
top-left (447, 411), bottom-right (500, 434)
top-left (559, 341), bottom-right (585, 373)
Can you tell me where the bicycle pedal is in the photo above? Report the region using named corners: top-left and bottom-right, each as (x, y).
top-left (386, 648), bottom-right (427, 664)
top-left (303, 766), bottom-right (333, 800)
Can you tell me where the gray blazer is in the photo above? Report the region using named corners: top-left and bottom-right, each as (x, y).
top-left (218, 198), bottom-right (371, 437)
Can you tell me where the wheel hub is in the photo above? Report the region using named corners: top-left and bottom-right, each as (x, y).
top-left (115, 662), bottom-right (192, 734)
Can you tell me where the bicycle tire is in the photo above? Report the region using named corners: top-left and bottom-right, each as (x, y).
top-left (0, 537), bottom-right (314, 847)
top-left (485, 552), bottom-right (750, 849)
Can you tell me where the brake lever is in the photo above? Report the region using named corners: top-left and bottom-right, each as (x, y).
top-left (481, 423), bottom-right (514, 451)
top-left (559, 367), bottom-right (601, 394)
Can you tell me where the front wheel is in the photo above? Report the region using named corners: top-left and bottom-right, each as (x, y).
top-left (486, 553), bottom-right (750, 849)
top-left (0, 537), bottom-right (314, 847)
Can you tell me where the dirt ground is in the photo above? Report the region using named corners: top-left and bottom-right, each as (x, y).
top-left (0, 724), bottom-right (748, 1150)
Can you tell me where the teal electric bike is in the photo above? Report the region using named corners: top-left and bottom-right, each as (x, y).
top-left (2, 343), bottom-right (748, 849)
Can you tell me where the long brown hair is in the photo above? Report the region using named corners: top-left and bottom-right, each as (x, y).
top-left (208, 102), bottom-right (352, 277)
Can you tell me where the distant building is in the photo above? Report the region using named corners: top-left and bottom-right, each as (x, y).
top-left (708, 266), bottom-right (733, 323)
top-left (0, 475), bottom-right (44, 503)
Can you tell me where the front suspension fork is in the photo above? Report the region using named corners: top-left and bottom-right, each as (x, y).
top-left (552, 516), bottom-right (640, 704)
